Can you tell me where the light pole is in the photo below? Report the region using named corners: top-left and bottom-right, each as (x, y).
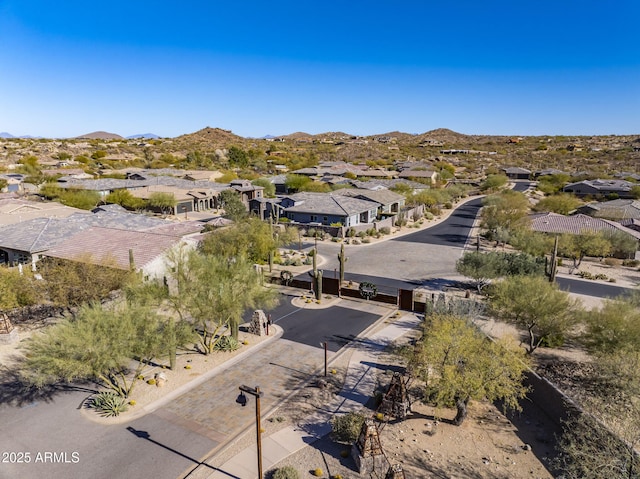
top-left (320, 341), bottom-right (328, 377)
top-left (236, 385), bottom-right (264, 479)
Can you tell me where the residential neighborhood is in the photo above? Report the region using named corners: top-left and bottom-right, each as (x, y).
top-left (1, 128), bottom-right (640, 479)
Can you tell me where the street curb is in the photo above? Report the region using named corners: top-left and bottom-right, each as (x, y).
top-left (81, 325), bottom-right (284, 425)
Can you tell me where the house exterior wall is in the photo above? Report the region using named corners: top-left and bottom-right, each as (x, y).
top-left (286, 211), bottom-right (347, 225)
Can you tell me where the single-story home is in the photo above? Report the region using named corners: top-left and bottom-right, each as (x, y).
top-left (502, 167), bottom-right (531, 180)
top-left (576, 199), bottom-right (640, 220)
top-left (332, 188), bottom-right (405, 215)
top-left (280, 192), bottom-right (378, 226)
top-left (529, 212), bottom-right (640, 244)
top-left (0, 210), bottom-right (173, 266)
top-left (563, 179), bottom-right (636, 198)
top-left (42, 222), bottom-right (204, 280)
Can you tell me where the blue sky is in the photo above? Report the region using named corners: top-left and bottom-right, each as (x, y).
top-left (0, 1), bottom-right (638, 138)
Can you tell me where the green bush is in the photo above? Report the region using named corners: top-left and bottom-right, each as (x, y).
top-left (331, 412), bottom-right (365, 443)
top-left (214, 335), bottom-right (240, 352)
top-left (89, 391), bottom-right (129, 417)
top-left (623, 259), bottom-right (640, 267)
top-left (313, 468), bottom-right (323, 477)
top-left (273, 465), bottom-right (300, 479)
top-left (378, 226), bottom-right (391, 235)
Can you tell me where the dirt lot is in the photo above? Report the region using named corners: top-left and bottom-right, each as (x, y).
top-left (260, 356), bottom-right (556, 479)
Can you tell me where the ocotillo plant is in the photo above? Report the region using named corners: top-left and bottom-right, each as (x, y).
top-left (337, 243), bottom-right (348, 283)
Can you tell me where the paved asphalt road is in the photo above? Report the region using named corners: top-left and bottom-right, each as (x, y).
top-left (0, 180), bottom-right (631, 479)
top-left (0, 295), bottom-right (389, 479)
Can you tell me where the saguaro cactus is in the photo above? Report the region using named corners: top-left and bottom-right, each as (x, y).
top-left (545, 235), bottom-right (559, 282)
top-left (308, 247), bottom-right (322, 301)
top-left (315, 269), bottom-right (323, 301)
top-left (337, 243), bottom-right (348, 284)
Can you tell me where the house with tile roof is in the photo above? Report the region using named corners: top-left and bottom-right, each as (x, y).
top-left (0, 210), bottom-right (175, 265)
top-left (332, 188), bottom-right (405, 215)
top-left (280, 192), bottom-right (378, 226)
top-left (563, 179), bottom-right (636, 198)
top-left (42, 222), bottom-right (203, 279)
top-left (529, 212), bottom-right (640, 244)
top-left (0, 198), bottom-right (89, 226)
top-left (576, 199), bottom-right (640, 220)
top-left (502, 167), bottom-right (531, 180)
top-left (349, 178), bottom-right (431, 194)
top-left (397, 168), bottom-right (439, 182)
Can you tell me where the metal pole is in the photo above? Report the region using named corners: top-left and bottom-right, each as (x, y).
top-left (239, 385), bottom-right (264, 479)
top-left (255, 386), bottom-right (262, 479)
top-left (324, 342), bottom-right (328, 377)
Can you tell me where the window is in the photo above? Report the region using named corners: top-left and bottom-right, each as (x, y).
top-left (310, 215), bottom-right (317, 222)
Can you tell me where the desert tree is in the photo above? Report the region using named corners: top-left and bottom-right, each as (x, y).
top-left (0, 267), bottom-right (40, 310)
top-left (455, 251), bottom-right (502, 292)
top-left (105, 189), bottom-right (146, 210)
top-left (21, 302), bottom-right (192, 398)
top-left (558, 231), bottom-right (612, 273)
top-left (532, 193), bottom-right (582, 215)
top-left (407, 314), bottom-right (530, 426)
top-left (218, 189), bottom-right (248, 221)
top-left (480, 190), bottom-right (530, 241)
top-left (479, 174), bottom-right (509, 192)
top-left (488, 275), bottom-right (581, 353)
top-left (509, 229), bottom-right (555, 257)
top-left (163, 246), bottom-right (278, 353)
top-left (252, 178), bottom-right (276, 197)
top-left (38, 255), bottom-right (133, 310)
top-left (200, 216), bottom-right (298, 265)
top-left (147, 191), bottom-right (177, 215)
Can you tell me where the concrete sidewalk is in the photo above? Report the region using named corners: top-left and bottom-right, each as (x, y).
top-left (197, 312), bottom-right (422, 479)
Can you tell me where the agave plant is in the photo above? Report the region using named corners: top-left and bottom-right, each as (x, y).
top-left (89, 391), bottom-right (129, 417)
top-left (213, 335), bottom-right (240, 352)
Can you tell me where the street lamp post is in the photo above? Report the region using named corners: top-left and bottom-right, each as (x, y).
top-left (320, 341), bottom-right (328, 377)
top-left (236, 385), bottom-right (264, 479)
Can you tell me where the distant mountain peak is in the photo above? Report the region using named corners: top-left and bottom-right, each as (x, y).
top-left (76, 131), bottom-right (123, 140)
top-left (126, 133), bottom-right (160, 139)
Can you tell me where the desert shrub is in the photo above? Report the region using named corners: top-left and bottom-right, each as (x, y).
top-left (146, 378), bottom-right (156, 385)
top-left (361, 238), bottom-right (370, 243)
top-left (623, 259), bottom-right (640, 267)
top-left (356, 231), bottom-right (366, 238)
top-left (214, 335), bottom-right (239, 352)
top-left (603, 257), bottom-right (620, 267)
top-left (306, 228), bottom-right (316, 238)
top-left (313, 468), bottom-right (323, 477)
top-left (366, 228), bottom-right (377, 237)
top-left (90, 391), bottom-right (129, 417)
top-left (273, 465), bottom-right (300, 479)
top-left (378, 226), bottom-right (391, 235)
top-left (331, 412), bottom-right (365, 443)
top-left (347, 227), bottom-right (356, 237)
